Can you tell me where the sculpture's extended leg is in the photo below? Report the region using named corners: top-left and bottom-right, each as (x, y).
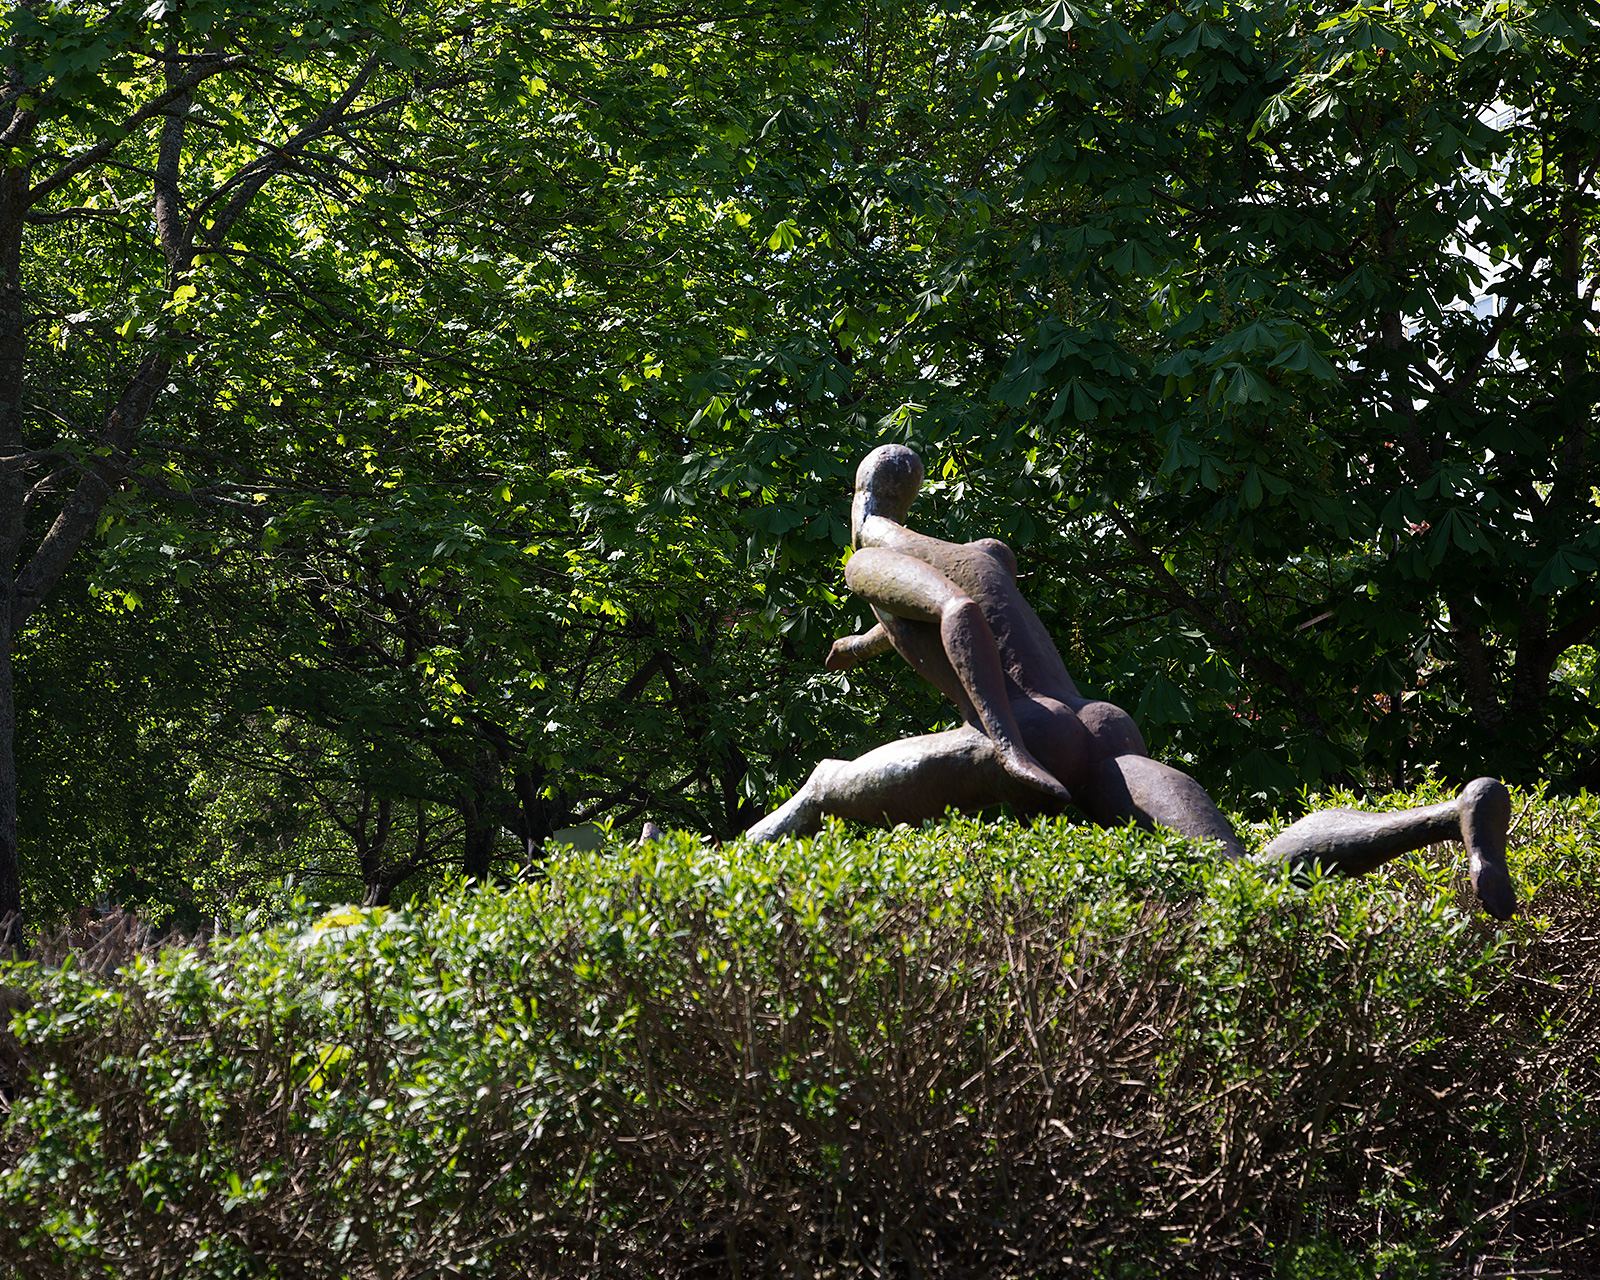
top-left (1262, 777), bottom-right (1515, 919)
top-left (1075, 757), bottom-right (1515, 919)
top-left (745, 725), bottom-right (1058, 843)
top-left (1077, 753), bottom-right (1250, 859)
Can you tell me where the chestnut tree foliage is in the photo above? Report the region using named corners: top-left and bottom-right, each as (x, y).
top-left (5, 0), bottom-right (1598, 924)
top-left (7, 0), bottom-right (857, 922)
top-left (690, 0), bottom-right (1600, 805)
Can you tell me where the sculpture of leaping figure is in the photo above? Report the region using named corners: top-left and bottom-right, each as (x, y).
top-left (745, 445), bottom-right (1516, 920)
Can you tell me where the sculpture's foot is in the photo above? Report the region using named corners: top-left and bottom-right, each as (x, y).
top-left (995, 741), bottom-right (1072, 806)
top-left (1459, 777), bottom-right (1515, 921)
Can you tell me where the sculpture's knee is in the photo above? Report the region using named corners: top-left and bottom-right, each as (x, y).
top-left (939, 595), bottom-right (982, 628)
top-left (804, 759), bottom-right (848, 800)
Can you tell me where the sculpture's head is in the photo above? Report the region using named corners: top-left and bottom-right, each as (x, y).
top-left (851, 445), bottom-right (924, 544)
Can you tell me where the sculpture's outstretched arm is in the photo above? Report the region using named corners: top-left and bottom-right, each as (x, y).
top-left (825, 623), bottom-right (893, 671)
top-left (854, 511), bottom-right (961, 562)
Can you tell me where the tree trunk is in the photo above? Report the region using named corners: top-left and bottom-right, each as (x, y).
top-left (0, 639), bottom-right (17, 926)
top-left (462, 804), bottom-right (497, 882)
top-left (460, 748), bottom-right (502, 881)
top-left (356, 797), bottom-right (394, 907)
top-left (510, 764), bottom-right (557, 861)
top-left (0, 123), bottom-right (33, 927)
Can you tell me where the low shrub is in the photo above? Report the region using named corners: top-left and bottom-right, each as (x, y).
top-left (2, 787), bottom-right (1598, 1277)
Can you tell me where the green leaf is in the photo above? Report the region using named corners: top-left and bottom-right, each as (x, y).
top-left (1533, 550), bottom-right (1598, 595)
top-left (1224, 366), bottom-right (1274, 404)
top-left (1135, 671), bottom-right (1195, 725)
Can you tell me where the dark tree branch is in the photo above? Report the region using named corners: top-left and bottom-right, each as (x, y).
top-left (200, 49), bottom-right (384, 252)
top-left (27, 56), bottom-right (251, 206)
top-left (1097, 506), bottom-right (1334, 739)
top-left (1547, 599), bottom-right (1600, 657)
top-left (1441, 300), bottom-right (1519, 399)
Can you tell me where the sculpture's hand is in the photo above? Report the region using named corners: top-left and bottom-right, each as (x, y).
top-left (824, 638), bottom-right (860, 671)
top-left (825, 623), bottom-right (892, 671)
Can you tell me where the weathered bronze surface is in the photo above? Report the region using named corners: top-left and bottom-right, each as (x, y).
top-left (746, 445), bottom-right (1516, 920)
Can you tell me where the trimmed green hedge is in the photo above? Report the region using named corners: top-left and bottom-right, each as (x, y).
top-left (3, 789), bottom-right (1599, 1277)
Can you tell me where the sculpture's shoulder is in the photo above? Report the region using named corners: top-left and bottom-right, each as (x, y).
top-left (966, 537), bottom-right (1017, 579)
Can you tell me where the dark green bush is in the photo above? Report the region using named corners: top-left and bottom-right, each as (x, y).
top-left (2, 792), bottom-right (1598, 1277)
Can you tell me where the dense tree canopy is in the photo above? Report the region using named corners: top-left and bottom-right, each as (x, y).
top-left (5, 0), bottom-right (1597, 925)
top-left (692, 0), bottom-right (1600, 799)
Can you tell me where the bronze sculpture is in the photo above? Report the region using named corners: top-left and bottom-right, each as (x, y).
top-left (746, 445), bottom-right (1517, 921)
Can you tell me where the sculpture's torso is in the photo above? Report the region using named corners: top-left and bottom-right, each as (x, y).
top-left (858, 517), bottom-right (1146, 793)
